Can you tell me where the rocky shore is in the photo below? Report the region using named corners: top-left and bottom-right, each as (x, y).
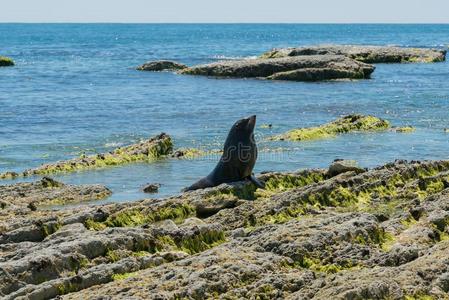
top-left (260, 45), bottom-right (447, 64)
top-left (2, 159), bottom-right (449, 299)
top-left (0, 177), bottom-right (111, 210)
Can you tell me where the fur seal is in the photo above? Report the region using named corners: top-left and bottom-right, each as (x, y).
top-left (184, 115), bottom-right (265, 191)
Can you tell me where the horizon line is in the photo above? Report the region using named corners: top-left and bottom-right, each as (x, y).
top-left (1, 22), bottom-right (449, 25)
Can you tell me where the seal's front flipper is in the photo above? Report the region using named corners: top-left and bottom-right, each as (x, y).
top-left (248, 174), bottom-right (265, 189)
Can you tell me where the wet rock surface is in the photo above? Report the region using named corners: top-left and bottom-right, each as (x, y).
top-left (142, 183), bottom-right (161, 193)
top-left (137, 60), bottom-right (187, 71)
top-left (1, 160), bottom-right (449, 299)
top-left (179, 55), bottom-right (375, 81)
top-left (0, 133), bottom-right (173, 179)
top-left (0, 177), bottom-right (111, 209)
top-left (261, 45), bottom-right (447, 63)
top-left (327, 159), bottom-right (366, 177)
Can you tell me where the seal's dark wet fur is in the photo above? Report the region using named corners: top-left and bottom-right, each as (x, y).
top-left (184, 115), bottom-right (264, 191)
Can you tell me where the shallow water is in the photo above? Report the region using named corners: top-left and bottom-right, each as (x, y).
top-left (1, 24), bottom-right (449, 202)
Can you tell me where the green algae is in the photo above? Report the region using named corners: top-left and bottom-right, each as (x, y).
top-left (380, 232), bottom-right (397, 251)
top-left (271, 114), bottom-right (390, 141)
top-left (283, 255), bottom-right (358, 274)
top-left (85, 218), bottom-right (107, 231)
top-left (404, 294), bottom-right (436, 300)
top-left (112, 272), bottom-right (138, 281)
top-left (256, 162), bottom-right (449, 227)
top-left (41, 221), bottom-right (62, 238)
top-left (106, 249), bottom-right (121, 262)
top-left (56, 282), bottom-right (78, 295)
top-left (149, 230), bottom-right (226, 255)
top-left (178, 230), bottom-right (226, 254)
top-left (206, 170), bottom-right (323, 202)
top-left (100, 203), bottom-right (195, 228)
top-left (0, 56), bottom-right (14, 67)
top-left (171, 148), bottom-right (213, 159)
top-left (394, 126), bottom-right (416, 133)
top-left (353, 227), bottom-right (390, 246)
top-left (257, 171), bottom-right (325, 195)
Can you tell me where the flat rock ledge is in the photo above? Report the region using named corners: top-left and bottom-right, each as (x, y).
top-left (2, 159), bottom-right (449, 299)
top-left (0, 56), bottom-right (14, 67)
top-left (0, 133), bottom-right (173, 179)
top-left (136, 60), bottom-right (187, 71)
top-left (271, 114), bottom-right (391, 141)
top-left (0, 177), bottom-right (111, 209)
top-left (261, 45), bottom-right (447, 63)
top-left (179, 55), bottom-right (375, 81)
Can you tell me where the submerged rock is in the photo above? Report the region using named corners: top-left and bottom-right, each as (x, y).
top-left (0, 171), bottom-right (19, 180)
top-left (393, 126), bottom-right (416, 133)
top-left (271, 114), bottom-right (390, 141)
top-left (2, 160), bottom-right (449, 299)
top-left (142, 183), bottom-right (160, 193)
top-left (136, 60), bottom-right (187, 71)
top-left (261, 45), bottom-right (447, 63)
top-left (0, 56), bottom-right (14, 67)
top-left (179, 55), bottom-right (375, 81)
top-left (0, 133), bottom-right (173, 178)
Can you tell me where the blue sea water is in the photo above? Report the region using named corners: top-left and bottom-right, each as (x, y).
top-left (1, 24), bottom-right (449, 203)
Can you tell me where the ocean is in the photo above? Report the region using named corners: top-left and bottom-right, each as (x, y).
top-left (1, 24), bottom-right (449, 202)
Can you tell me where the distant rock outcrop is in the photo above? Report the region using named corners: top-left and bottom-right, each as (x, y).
top-left (180, 55), bottom-right (375, 81)
top-left (137, 60), bottom-right (187, 71)
top-left (261, 45), bottom-right (447, 63)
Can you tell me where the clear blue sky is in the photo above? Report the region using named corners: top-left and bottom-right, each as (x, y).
top-left (2, 0), bottom-right (448, 23)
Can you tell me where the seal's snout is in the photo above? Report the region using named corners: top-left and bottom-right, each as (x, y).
top-left (247, 115), bottom-right (256, 131)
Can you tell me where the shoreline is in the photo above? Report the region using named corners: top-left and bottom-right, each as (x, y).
top-left (1, 159), bottom-right (449, 298)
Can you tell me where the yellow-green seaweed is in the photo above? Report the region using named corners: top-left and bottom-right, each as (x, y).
top-left (0, 56), bottom-right (14, 67)
top-left (272, 114), bottom-right (390, 141)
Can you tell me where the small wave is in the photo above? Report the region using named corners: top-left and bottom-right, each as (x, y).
top-left (104, 142), bottom-right (124, 148)
top-left (211, 55), bottom-right (258, 60)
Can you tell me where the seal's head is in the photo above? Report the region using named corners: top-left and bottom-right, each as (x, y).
top-left (231, 115), bottom-right (256, 135)
top-left (224, 115), bottom-right (256, 146)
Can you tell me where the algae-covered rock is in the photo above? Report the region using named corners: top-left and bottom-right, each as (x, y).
top-left (393, 126), bottom-right (416, 133)
top-left (272, 114), bottom-right (390, 141)
top-left (261, 45), bottom-right (447, 63)
top-left (136, 60), bottom-right (187, 71)
top-left (179, 55), bottom-right (375, 81)
top-left (0, 133), bottom-right (173, 178)
top-left (0, 171), bottom-right (19, 179)
top-left (0, 177), bottom-right (111, 208)
top-left (0, 56), bottom-right (14, 67)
